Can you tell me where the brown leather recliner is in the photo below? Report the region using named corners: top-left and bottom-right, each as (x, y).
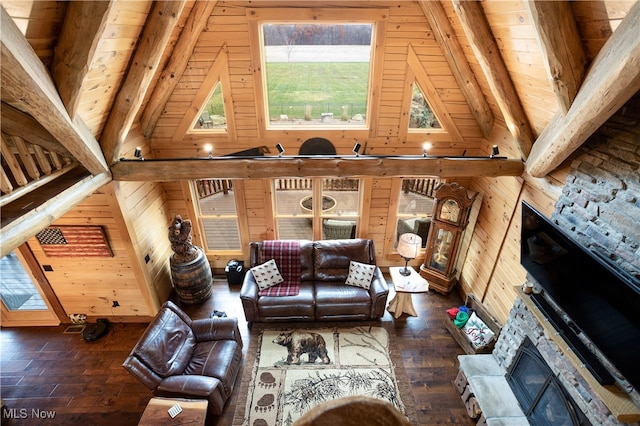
top-left (122, 301), bottom-right (243, 416)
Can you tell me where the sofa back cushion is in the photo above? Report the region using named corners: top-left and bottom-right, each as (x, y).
top-left (133, 306), bottom-right (196, 377)
top-left (251, 240), bottom-right (314, 282)
top-left (314, 239), bottom-right (375, 282)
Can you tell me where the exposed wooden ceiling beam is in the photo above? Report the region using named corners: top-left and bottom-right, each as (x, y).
top-left (418, 0), bottom-right (493, 138)
top-left (100, 0), bottom-right (187, 165)
top-left (0, 171), bottom-right (112, 258)
top-left (526, 2), bottom-right (640, 178)
top-left (111, 157), bottom-right (524, 181)
top-left (1, 102), bottom-right (72, 157)
top-left (51, 1), bottom-right (115, 120)
top-left (0, 5), bottom-right (109, 176)
top-left (525, 0), bottom-right (587, 115)
top-left (451, 0), bottom-right (534, 161)
top-left (141, 0), bottom-right (217, 138)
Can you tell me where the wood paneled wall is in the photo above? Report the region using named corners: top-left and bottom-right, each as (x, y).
top-left (26, 188), bottom-right (150, 318)
top-left (150, 1), bottom-right (483, 158)
top-left (24, 125), bottom-right (173, 320)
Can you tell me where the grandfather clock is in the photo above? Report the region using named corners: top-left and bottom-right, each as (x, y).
top-left (420, 182), bottom-right (477, 294)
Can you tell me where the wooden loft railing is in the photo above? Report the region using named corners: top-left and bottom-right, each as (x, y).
top-left (402, 178), bottom-right (440, 198)
top-left (196, 177), bottom-right (440, 200)
top-left (0, 135), bottom-right (75, 208)
top-left (274, 178), bottom-right (360, 191)
top-left (197, 179), bottom-right (233, 199)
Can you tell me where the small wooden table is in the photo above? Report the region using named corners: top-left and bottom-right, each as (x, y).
top-left (387, 266), bottom-right (429, 318)
top-left (138, 397), bottom-right (208, 425)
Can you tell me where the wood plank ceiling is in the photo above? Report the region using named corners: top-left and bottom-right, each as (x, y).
top-left (1, 0), bottom-right (639, 258)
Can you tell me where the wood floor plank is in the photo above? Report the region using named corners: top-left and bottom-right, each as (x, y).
top-left (1, 277), bottom-right (475, 425)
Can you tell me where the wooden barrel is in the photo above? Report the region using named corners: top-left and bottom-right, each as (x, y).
top-left (170, 246), bottom-right (213, 304)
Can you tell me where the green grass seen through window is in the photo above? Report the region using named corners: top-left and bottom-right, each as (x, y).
top-left (265, 62), bottom-right (369, 120)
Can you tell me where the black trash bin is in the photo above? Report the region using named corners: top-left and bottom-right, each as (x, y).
top-left (225, 259), bottom-right (246, 285)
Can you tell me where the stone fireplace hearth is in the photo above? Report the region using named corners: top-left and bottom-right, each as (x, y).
top-left (492, 294), bottom-right (640, 425)
top-left (456, 292), bottom-right (640, 425)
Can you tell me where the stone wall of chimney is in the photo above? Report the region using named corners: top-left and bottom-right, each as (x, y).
top-left (552, 93), bottom-right (640, 280)
top-left (494, 298), bottom-right (625, 425)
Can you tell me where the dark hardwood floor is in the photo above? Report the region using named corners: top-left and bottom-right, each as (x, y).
top-left (1, 277), bottom-right (475, 425)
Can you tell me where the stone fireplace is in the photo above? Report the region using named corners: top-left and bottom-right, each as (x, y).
top-left (457, 91), bottom-right (640, 426)
top-left (457, 294), bottom-right (640, 425)
top-left (493, 295), bottom-right (640, 425)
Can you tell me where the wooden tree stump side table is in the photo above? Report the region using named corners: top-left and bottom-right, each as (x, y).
top-left (387, 266), bottom-right (429, 318)
top-left (138, 397), bottom-right (208, 425)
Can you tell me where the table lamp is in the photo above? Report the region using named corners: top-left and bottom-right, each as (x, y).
top-left (397, 233), bottom-right (422, 276)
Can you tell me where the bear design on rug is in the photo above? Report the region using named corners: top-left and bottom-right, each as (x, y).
top-left (273, 331), bottom-right (331, 365)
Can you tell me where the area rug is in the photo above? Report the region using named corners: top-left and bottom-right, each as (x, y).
top-left (232, 323), bottom-right (418, 426)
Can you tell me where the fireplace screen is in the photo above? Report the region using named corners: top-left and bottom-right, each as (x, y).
top-left (507, 338), bottom-right (590, 426)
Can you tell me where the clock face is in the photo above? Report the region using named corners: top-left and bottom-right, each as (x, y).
top-left (440, 199), bottom-right (460, 223)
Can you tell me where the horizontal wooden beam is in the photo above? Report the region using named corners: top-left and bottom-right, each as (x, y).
top-left (111, 157), bottom-right (524, 181)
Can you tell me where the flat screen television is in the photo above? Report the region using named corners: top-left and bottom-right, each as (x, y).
top-left (520, 201), bottom-right (640, 392)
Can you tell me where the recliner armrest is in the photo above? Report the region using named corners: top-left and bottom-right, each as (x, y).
top-left (191, 317), bottom-right (242, 347)
top-left (239, 272), bottom-right (260, 322)
top-left (369, 267), bottom-right (389, 318)
top-left (122, 354), bottom-right (163, 390)
top-left (157, 375), bottom-right (221, 398)
top-left (369, 267), bottom-right (388, 296)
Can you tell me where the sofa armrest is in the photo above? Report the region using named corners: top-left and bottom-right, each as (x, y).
top-left (191, 317), bottom-right (242, 347)
top-left (369, 267), bottom-right (389, 318)
top-left (239, 272), bottom-right (260, 322)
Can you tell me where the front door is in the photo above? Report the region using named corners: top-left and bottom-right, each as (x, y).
top-left (1, 245), bottom-right (61, 326)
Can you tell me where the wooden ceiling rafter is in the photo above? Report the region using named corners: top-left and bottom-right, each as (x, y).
top-left (418, 0), bottom-right (493, 139)
top-left (51, 1), bottom-right (115, 120)
top-left (0, 5), bottom-right (109, 176)
top-left (141, 0), bottom-right (218, 139)
top-left (451, 0), bottom-right (534, 161)
top-left (525, 1), bottom-right (587, 115)
top-left (526, 1), bottom-right (640, 178)
top-left (99, 0), bottom-right (187, 165)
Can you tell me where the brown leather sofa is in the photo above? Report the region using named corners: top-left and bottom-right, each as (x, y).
top-left (240, 239), bottom-right (388, 322)
top-left (122, 301), bottom-right (243, 416)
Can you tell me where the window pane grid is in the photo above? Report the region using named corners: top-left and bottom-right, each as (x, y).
top-left (273, 178), bottom-right (361, 240)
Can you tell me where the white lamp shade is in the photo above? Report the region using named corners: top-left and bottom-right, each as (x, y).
top-left (397, 233), bottom-right (422, 259)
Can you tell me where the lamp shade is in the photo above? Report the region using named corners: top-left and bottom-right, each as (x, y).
top-left (397, 233), bottom-right (422, 259)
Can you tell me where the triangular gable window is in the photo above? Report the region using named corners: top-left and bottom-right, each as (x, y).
top-left (409, 82), bottom-right (441, 130)
top-left (191, 81), bottom-right (226, 132)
